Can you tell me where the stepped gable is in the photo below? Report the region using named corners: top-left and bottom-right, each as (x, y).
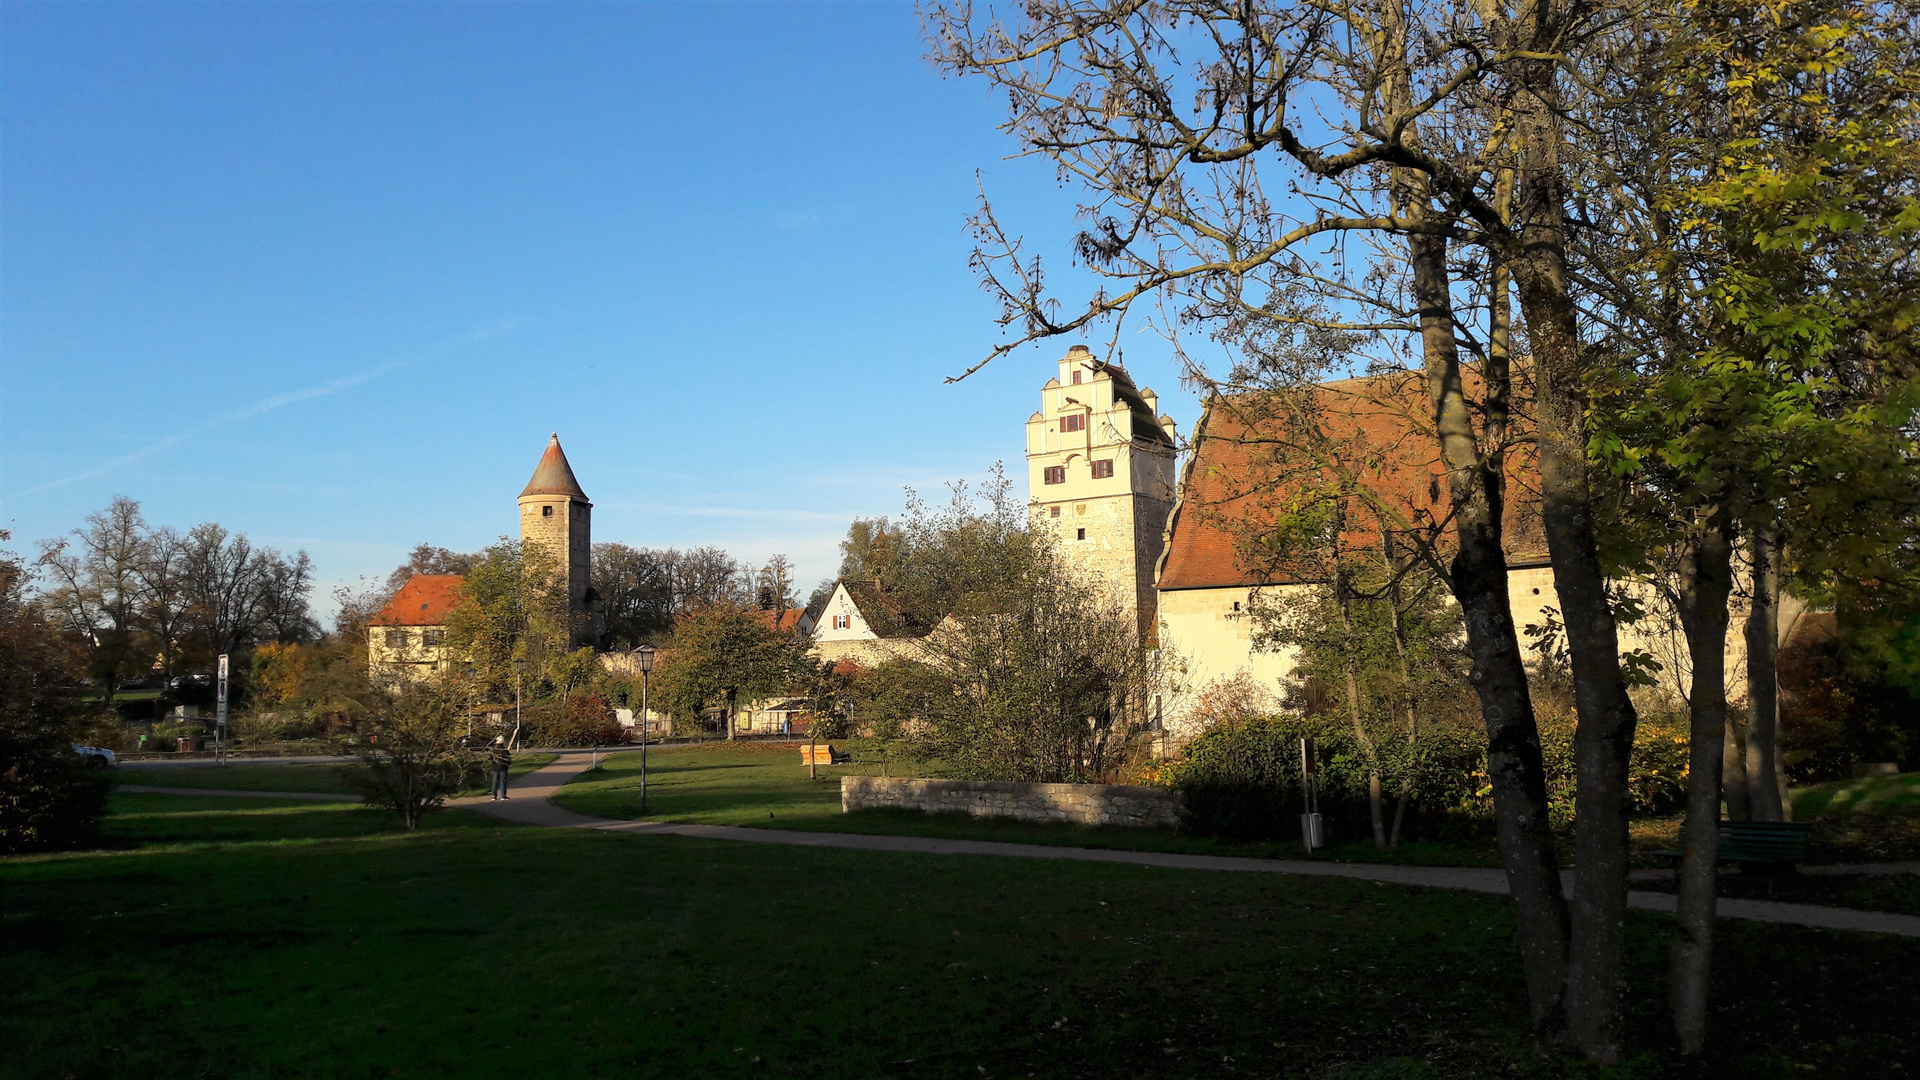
top-left (369, 574), bottom-right (464, 627)
top-left (520, 432), bottom-right (589, 501)
top-left (1157, 372), bottom-right (1548, 591)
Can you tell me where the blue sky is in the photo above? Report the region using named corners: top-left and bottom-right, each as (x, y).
top-left (0, 1), bottom-right (1205, 615)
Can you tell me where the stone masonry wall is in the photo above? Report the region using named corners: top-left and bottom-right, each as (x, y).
top-left (841, 776), bottom-right (1181, 829)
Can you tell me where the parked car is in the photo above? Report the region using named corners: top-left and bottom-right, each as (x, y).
top-left (72, 744), bottom-right (117, 769)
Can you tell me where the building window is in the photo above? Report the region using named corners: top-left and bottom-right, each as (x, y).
top-left (1049, 506), bottom-right (1061, 518)
top-left (833, 614), bottom-right (851, 630)
top-left (1060, 414), bottom-right (1085, 433)
top-left (1091, 459), bottom-right (1114, 479)
top-left (1043, 466), bottom-right (1066, 485)
top-left (384, 630), bottom-right (409, 648)
top-left (1076, 528), bottom-right (1087, 540)
top-left (422, 629), bottom-right (444, 647)
top-left (1071, 369), bottom-right (1083, 384)
top-left (1232, 601), bottom-right (1242, 612)
top-left (542, 505), bottom-right (554, 517)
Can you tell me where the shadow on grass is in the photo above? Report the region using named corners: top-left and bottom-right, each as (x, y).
top-left (95, 792), bottom-right (511, 849)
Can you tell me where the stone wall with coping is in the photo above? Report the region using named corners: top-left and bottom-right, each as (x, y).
top-left (841, 776), bottom-right (1181, 829)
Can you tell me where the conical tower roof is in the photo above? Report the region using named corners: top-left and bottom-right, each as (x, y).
top-left (520, 433), bottom-right (589, 500)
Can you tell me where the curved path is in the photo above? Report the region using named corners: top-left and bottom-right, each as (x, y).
top-left (453, 753), bottom-right (1920, 939)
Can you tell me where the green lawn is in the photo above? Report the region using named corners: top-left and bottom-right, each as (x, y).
top-left (114, 754), bottom-right (558, 797)
top-left (556, 742), bottom-right (1505, 867)
top-left (6, 793), bottom-right (1917, 1078)
top-left (115, 763), bottom-right (362, 793)
top-left (1792, 771), bottom-right (1920, 818)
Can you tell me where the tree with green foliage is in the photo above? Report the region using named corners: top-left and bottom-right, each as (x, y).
top-left (649, 603), bottom-right (814, 736)
top-left (442, 539), bottom-right (572, 702)
top-left (1574, 0), bottom-right (1920, 1048)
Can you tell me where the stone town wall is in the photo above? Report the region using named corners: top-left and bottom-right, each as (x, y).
top-left (841, 776), bottom-right (1181, 829)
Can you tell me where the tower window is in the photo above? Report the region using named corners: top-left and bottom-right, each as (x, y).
top-left (1060, 414), bottom-right (1085, 433)
top-left (1091, 459), bottom-right (1114, 479)
top-left (1043, 466), bottom-right (1066, 485)
top-left (1072, 369), bottom-right (1083, 385)
top-left (1076, 528), bottom-right (1087, 540)
top-left (1049, 506), bottom-right (1061, 518)
top-left (543, 505), bottom-right (554, 517)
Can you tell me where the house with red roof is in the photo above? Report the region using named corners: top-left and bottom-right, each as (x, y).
top-left (367, 574), bottom-right (465, 680)
top-left (368, 433), bottom-right (600, 681)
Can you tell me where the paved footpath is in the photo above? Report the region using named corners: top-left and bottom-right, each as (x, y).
top-left (443, 753), bottom-right (1920, 939)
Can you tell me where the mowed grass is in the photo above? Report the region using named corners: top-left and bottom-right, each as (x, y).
top-left (554, 742), bottom-right (1504, 867)
top-left (112, 755), bottom-right (558, 798)
top-left (1792, 771), bottom-right (1920, 818)
top-left (8, 796), bottom-right (1920, 1079)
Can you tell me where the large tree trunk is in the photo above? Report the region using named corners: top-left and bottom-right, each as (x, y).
top-left (1744, 525), bottom-right (1786, 821)
top-left (1722, 712), bottom-right (1752, 822)
top-left (1410, 222), bottom-right (1569, 1026)
top-left (1672, 518), bottom-right (1732, 1055)
top-left (1381, 0), bottom-right (1568, 1025)
top-left (1508, 49), bottom-right (1641, 1062)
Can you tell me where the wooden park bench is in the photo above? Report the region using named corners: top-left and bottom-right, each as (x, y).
top-left (800, 743), bottom-right (849, 767)
top-left (1657, 820), bottom-right (1813, 894)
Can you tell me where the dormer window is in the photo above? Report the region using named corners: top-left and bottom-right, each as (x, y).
top-left (1060, 414), bottom-right (1085, 433)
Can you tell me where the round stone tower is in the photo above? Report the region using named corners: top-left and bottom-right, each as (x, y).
top-left (518, 433), bottom-right (594, 640)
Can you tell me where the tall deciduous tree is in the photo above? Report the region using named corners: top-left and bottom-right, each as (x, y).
top-left (443, 539), bottom-right (572, 701)
top-left (925, 0), bottom-right (1643, 1053)
top-left (36, 496), bottom-right (150, 704)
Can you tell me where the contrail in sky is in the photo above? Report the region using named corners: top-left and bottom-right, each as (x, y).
top-left (20, 320), bottom-right (527, 496)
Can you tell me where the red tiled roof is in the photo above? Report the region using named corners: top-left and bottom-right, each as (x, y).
top-left (520, 433), bottom-right (589, 501)
top-left (1157, 373), bottom-right (1548, 591)
top-left (751, 607), bottom-right (810, 634)
top-left (369, 574), bottom-right (465, 627)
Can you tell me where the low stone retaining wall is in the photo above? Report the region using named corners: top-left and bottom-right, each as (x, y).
top-left (841, 776), bottom-right (1181, 829)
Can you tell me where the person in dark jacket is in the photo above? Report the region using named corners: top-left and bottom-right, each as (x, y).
top-left (489, 737), bottom-right (512, 801)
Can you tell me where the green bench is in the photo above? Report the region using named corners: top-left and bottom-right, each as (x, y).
top-left (1656, 820), bottom-right (1813, 893)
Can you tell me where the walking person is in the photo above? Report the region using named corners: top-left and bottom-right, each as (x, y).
top-left (489, 736), bottom-right (512, 801)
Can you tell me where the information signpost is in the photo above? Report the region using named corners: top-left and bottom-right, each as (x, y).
top-left (215, 653), bottom-right (230, 765)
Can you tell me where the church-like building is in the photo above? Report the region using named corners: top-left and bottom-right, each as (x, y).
top-left (368, 433), bottom-right (599, 681)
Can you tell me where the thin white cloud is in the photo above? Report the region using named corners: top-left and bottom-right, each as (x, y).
top-left (20, 320), bottom-right (526, 496)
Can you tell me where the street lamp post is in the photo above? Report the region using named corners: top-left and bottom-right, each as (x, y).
top-left (635, 645), bottom-right (656, 814)
top-left (511, 658), bottom-right (527, 748)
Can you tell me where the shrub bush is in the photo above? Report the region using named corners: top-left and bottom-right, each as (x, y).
top-left (524, 694), bottom-right (629, 747)
top-left (1166, 709), bottom-right (1691, 840)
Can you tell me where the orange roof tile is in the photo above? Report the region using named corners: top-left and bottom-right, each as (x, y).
top-left (1157, 373), bottom-right (1547, 591)
top-left (751, 607), bottom-right (810, 634)
top-left (369, 574), bottom-right (465, 627)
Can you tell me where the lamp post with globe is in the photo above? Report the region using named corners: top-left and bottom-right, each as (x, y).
top-left (635, 645), bottom-right (656, 814)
